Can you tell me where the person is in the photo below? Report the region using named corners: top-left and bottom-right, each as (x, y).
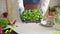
top-left (23, 0), bottom-right (41, 4)
top-left (23, 0), bottom-right (41, 10)
top-left (18, 0), bottom-right (24, 15)
top-left (40, 0), bottom-right (51, 25)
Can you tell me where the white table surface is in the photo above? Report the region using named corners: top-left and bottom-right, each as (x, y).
top-left (13, 22), bottom-right (60, 34)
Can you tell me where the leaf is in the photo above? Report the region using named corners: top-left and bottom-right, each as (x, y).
top-left (22, 9), bottom-right (43, 21)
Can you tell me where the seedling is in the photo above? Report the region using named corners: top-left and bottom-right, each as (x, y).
top-left (22, 9), bottom-right (43, 21)
top-left (8, 20), bottom-right (16, 25)
top-left (5, 24), bottom-right (16, 34)
top-left (0, 19), bottom-right (8, 28)
top-left (53, 31), bottom-right (59, 34)
top-left (5, 20), bottom-right (16, 34)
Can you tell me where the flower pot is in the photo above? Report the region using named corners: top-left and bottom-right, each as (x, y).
top-left (3, 12), bottom-right (8, 18)
top-left (48, 11), bottom-right (55, 16)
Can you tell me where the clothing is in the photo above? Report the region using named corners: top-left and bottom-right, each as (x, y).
top-left (18, 0), bottom-right (24, 15)
top-left (23, 0), bottom-right (41, 4)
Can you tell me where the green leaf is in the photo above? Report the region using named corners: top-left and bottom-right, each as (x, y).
top-left (22, 9), bottom-right (43, 21)
top-left (0, 19), bottom-right (8, 28)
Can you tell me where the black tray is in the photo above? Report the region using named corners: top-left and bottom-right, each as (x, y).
top-left (21, 20), bottom-right (41, 23)
top-left (3, 28), bottom-right (18, 34)
top-left (20, 15), bottom-right (41, 23)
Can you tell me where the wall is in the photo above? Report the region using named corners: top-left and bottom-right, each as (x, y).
top-left (11, 0), bottom-right (20, 21)
top-left (49, 0), bottom-right (60, 6)
top-left (0, 0), bottom-right (20, 22)
top-left (0, 0), bottom-right (7, 17)
top-left (58, 0), bottom-right (60, 6)
top-left (7, 0), bottom-right (20, 22)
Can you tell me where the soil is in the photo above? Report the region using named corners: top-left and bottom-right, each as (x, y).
top-left (3, 28), bottom-right (18, 34)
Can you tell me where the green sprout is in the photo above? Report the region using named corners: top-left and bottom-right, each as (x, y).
top-left (22, 9), bottom-right (43, 21)
top-left (5, 24), bottom-right (16, 34)
top-left (53, 31), bottom-right (59, 34)
top-left (5, 30), bottom-right (9, 34)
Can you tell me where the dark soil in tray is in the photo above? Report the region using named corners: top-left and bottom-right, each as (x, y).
top-left (3, 28), bottom-right (18, 34)
top-left (22, 20), bottom-right (41, 23)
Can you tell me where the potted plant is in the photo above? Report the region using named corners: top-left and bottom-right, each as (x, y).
top-left (0, 24), bottom-right (17, 34)
top-left (48, 7), bottom-right (56, 16)
top-left (0, 19), bottom-right (18, 34)
top-left (3, 12), bottom-right (8, 18)
top-left (0, 19), bottom-right (8, 34)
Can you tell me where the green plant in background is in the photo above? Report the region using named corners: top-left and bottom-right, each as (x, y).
top-left (49, 6), bottom-right (56, 11)
top-left (0, 19), bottom-right (8, 28)
top-left (56, 8), bottom-right (60, 24)
top-left (56, 19), bottom-right (60, 24)
top-left (56, 8), bottom-right (60, 14)
top-left (22, 9), bottom-right (43, 21)
top-left (47, 22), bottom-right (54, 26)
top-left (53, 31), bottom-right (59, 34)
